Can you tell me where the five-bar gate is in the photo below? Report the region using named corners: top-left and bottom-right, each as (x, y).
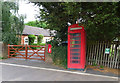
top-left (8, 44), bottom-right (46, 61)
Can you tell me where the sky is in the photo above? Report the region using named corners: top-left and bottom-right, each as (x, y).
top-left (18, 0), bottom-right (39, 23)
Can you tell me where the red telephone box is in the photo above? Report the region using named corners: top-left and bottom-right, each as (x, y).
top-left (68, 24), bottom-right (86, 70)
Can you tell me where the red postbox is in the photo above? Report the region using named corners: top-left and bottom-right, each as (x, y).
top-left (67, 24), bottom-right (86, 70)
top-left (48, 44), bottom-right (52, 53)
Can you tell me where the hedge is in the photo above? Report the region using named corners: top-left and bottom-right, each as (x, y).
top-left (38, 34), bottom-right (44, 44)
top-left (51, 46), bottom-right (67, 68)
top-left (28, 34), bottom-right (36, 45)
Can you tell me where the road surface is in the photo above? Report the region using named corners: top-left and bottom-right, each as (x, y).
top-left (0, 60), bottom-right (119, 81)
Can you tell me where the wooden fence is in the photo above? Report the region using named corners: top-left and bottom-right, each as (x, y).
top-left (86, 41), bottom-right (120, 69)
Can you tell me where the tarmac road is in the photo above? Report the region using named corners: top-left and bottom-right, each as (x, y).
top-left (0, 59), bottom-right (119, 81)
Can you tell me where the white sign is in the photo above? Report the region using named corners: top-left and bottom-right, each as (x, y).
top-left (105, 48), bottom-right (110, 54)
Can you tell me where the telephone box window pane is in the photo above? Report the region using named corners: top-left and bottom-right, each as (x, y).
top-left (70, 41), bottom-right (81, 44)
top-left (72, 57), bottom-right (80, 59)
top-left (72, 53), bottom-right (79, 55)
top-left (71, 37), bottom-right (80, 40)
top-left (70, 45), bottom-right (80, 48)
top-left (73, 33), bottom-right (79, 36)
top-left (75, 41), bottom-right (80, 44)
top-left (71, 49), bottom-right (79, 52)
top-left (70, 33), bottom-right (79, 36)
top-left (72, 61), bottom-right (79, 63)
top-left (74, 45), bottom-right (80, 48)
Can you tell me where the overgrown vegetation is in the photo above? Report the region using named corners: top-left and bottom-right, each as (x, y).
top-left (0, 57), bottom-right (7, 59)
top-left (0, 1), bottom-right (2, 41)
top-left (2, 1), bottom-right (25, 44)
top-left (38, 34), bottom-right (44, 44)
top-left (47, 40), bottom-right (67, 68)
top-left (51, 46), bottom-right (67, 68)
top-left (25, 20), bottom-right (47, 28)
top-left (30, 2), bottom-right (120, 42)
top-left (28, 34), bottom-right (36, 45)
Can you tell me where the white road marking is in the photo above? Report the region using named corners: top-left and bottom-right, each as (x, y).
top-left (0, 62), bottom-right (118, 80)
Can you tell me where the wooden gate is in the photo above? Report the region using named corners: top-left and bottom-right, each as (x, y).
top-left (8, 44), bottom-right (46, 61)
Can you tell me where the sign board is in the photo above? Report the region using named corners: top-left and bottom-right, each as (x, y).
top-left (70, 27), bottom-right (82, 30)
top-left (105, 48), bottom-right (110, 54)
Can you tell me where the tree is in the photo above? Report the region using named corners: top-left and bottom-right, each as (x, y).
top-left (30, 2), bottom-right (120, 42)
top-left (0, 1), bottom-right (2, 41)
top-left (2, 1), bottom-right (25, 44)
top-left (25, 20), bottom-right (47, 28)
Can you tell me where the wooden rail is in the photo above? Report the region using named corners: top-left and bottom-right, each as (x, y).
top-left (8, 44), bottom-right (46, 61)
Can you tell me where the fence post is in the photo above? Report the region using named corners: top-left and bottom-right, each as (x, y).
top-left (25, 44), bottom-right (28, 59)
top-left (8, 44), bottom-right (10, 58)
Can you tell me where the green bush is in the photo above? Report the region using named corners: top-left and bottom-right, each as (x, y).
top-left (28, 34), bottom-right (36, 45)
top-left (38, 43), bottom-right (46, 46)
top-left (0, 57), bottom-right (7, 59)
top-left (30, 43), bottom-right (38, 49)
top-left (51, 46), bottom-right (67, 68)
top-left (100, 65), bottom-right (104, 68)
top-left (2, 32), bottom-right (19, 45)
top-left (38, 34), bottom-right (44, 44)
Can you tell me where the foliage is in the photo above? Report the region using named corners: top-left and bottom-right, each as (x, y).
top-left (46, 38), bottom-right (59, 47)
top-left (28, 34), bottom-right (36, 45)
top-left (31, 2), bottom-right (120, 42)
top-left (2, 1), bottom-right (25, 44)
top-left (38, 43), bottom-right (46, 46)
top-left (51, 46), bottom-right (67, 68)
top-left (0, 57), bottom-right (7, 59)
top-left (38, 34), bottom-right (44, 44)
top-left (100, 65), bottom-right (104, 68)
top-left (2, 32), bottom-right (19, 45)
top-left (32, 43), bottom-right (46, 46)
top-left (47, 39), bottom-right (67, 68)
top-left (0, 57), bottom-right (3, 59)
top-left (25, 20), bottom-right (47, 28)
top-left (0, 1), bottom-right (2, 41)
